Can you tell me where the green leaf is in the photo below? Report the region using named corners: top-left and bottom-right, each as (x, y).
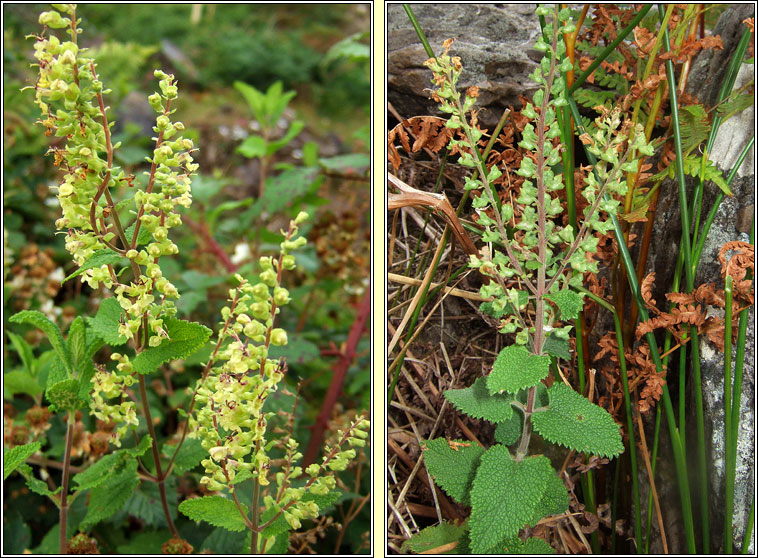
top-left (263, 532), bottom-right (289, 554)
top-left (318, 153), bottom-right (370, 173)
top-left (4, 442), bottom-right (41, 480)
top-left (245, 167), bottom-right (322, 219)
top-left (81, 461), bottom-right (140, 527)
top-left (10, 310), bottom-right (71, 374)
top-left (303, 489), bottom-right (342, 514)
top-left (494, 413), bottom-right (523, 446)
top-left (201, 528), bottom-right (247, 554)
top-left (62, 250), bottom-right (124, 284)
top-left (531, 383), bottom-right (623, 457)
top-left (532, 467), bottom-right (569, 522)
top-left (268, 333), bottom-right (320, 365)
top-left (26, 471), bottom-right (62, 497)
top-left (444, 377), bottom-right (515, 423)
top-left (116, 530), bottom-right (173, 554)
top-left (67, 316), bottom-right (86, 372)
top-left (544, 290), bottom-right (584, 321)
top-left (178, 495), bottom-right (249, 532)
top-left (132, 318), bottom-right (212, 375)
top-left (237, 135), bottom-right (267, 159)
top-left (86, 297), bottom-right (128, 346)
top-left (469, 446), bottom-right (556, 553)
top-left (259, 507), bottom-right (289, 539)
top-left (125, 221), bottom-right (152, 247)
top-left (46, 378), bottom-right (85, 412)
top-left (122, 480), bottom-right (177, 528)
top-left (503, 536), bottom-right (555, 554)
top-left (4, 369), bottom-right (44, 398)
top-left (402, 522), bottom-right (469, 554)
top-left (73, 436), bottom-right (151, 491)
top-left (422, 438), bottom-right (485, 506)
top-left (6, 330), bottom-right (35, 376)
top-left (487, 345), bottom-right (550, 395)
top-left (266, 120), bottom-right (304, 156)
top-left (543, 334), bottom-right (570, 361)
top-left (161, 437), bottom-right (205, 474)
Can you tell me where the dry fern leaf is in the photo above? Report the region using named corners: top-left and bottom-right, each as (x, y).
top-left (387, 116), bottom-right (455, 170)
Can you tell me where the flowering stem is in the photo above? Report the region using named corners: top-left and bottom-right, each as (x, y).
top-left (137, 375), bottom-right (179, 538)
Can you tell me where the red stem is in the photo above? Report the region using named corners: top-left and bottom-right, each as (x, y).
top-left (302, 289), bottom-right (370, 467)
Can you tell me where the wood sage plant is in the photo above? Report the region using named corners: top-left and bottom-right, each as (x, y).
top-left (407, 6), bottom-right (655, 554)
top-left (6, 4), bottom-right (369, 554)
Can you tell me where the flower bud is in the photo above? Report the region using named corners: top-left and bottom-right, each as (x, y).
top-left (270, 328), bottom-right (287, 346)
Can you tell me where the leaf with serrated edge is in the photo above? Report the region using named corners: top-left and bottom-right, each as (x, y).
top-left (487, 345), bottom-right (550, 395)
top-left (10, 310), bottom-right (70, 373)
top-left (162, 437), bottom-right (205, 474)
top-left (81, 461), bottom-right (140, 527)
top-left (494, 413), bottom-right (523, 446)
top-left (67, 316), bottom-right (86, 372)
top-left (87, 298), bottom-right (128, 346)
top-left (444, 377), bottom-right (514, 423)
top-left (6, 331), bottom-right (34, 375)
top-left (132, 318), bottom-right (212, 374)
top-left (531, 467), bottom-right (569, 524)
top-left (543, 335), bottom-right (570, 360)
top-left (544, 290), bottom-right (584, 321)
top-left (531, 383), bottom-right (623, 458)
top-left (423, 438), bottom-right (485, 506)
top-left (469, 446), bottom-right (555, 554)
top-left (179, 495), bottom-right (248, 532)
top-left (62, 250), bottom-right (124, 284)
top-left (73, 436), bottom-right (151, 491)
top-left (4, 442), bottom-right (41, 480)
top-left (402, 522), bottom-right (469, 554)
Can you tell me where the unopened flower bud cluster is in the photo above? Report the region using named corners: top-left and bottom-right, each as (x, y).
top-left (31, 6), bottom-right (112, 276)
top-left (191, 214), bottom-right (308, 491)
top-left (30, 6), bottom-right (198, 351)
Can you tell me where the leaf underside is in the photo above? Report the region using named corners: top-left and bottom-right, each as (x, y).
top-left (178, 495), bottom-right (249, 532)
top-left (402, 522), bottom-right (469, 554)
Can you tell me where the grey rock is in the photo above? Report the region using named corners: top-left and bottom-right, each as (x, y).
top-left (387, 4), bottom-right (542, 128)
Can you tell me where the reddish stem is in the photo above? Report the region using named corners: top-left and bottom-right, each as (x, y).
top-left (302, 289), bottom-right (370, 467)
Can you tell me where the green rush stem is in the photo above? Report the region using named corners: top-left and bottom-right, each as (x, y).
top-left (743, 501), bottom-right (755, 554)
top-left (611, 456), bottom-right (621, 554)
top-left (579, 287), bottom-right (642, 550)
top-left (403, 4), bottom-right (435, 58)
top-left (659, 6), bottom-right (708, 551)
top-left (678, 337), bottom-right (687, 439)
top-left (724, 275), bottom-right (734, 553)
top-left (138, 375), bottom-right (179, 538)
top-left (644, 406), bottom-right (663, 554)
top-left (568, 96), bottom-right (697, 553)
top-left (568, 5), bottom-right (652, 94)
